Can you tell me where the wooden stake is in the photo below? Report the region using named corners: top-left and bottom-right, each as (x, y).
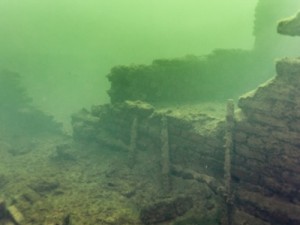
top-left (128, 116), bottom-right (138, 168)
top-left (224, 99), bottom-right (234, 225)
top-left (161, 116), bottom-right (170, 192)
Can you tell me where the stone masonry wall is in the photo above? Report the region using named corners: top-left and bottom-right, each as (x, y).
top-left (232, 58), bottom-right (300, 225)
top-left (72, 101), bottom-right (225, 179)
top-left (72, 101), bottom-right (227, 223)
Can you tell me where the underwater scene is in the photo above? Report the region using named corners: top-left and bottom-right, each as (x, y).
top-left (1, 0), bottom-right (300, 224)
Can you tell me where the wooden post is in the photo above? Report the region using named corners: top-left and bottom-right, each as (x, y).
top-left (161, 116), bottom-right (170, 192)
top-left (223, 99), bottom-right (235, 225)
top-left (128, 116), bottom-right (138, 168)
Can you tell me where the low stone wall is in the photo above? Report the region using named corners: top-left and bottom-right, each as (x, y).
top-left (72, 101), bottom-right (227, 223)
top-left (72, 101), bottom-right (225, 179)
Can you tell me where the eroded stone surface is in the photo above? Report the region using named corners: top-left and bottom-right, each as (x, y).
top-left (232, 57), bottom-right (300, 224)
top-left (278, 11), bottom-right (300, 36)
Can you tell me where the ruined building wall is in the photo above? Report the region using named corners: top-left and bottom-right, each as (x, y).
top-left (107, 51), bottom-right (261, 104)
top-left (72, 101), bottom-right (227, 223)
top-left (72, 57), bottom-right (300, 224)
top-left (106, 0), bottom-right (300, 106)
top-left (73, 58), bottom-right (300, 225)
top-left (232, 58), bottom-right (300, 225)
top-left (72, 8), bottom-right (300, 224)
top-left (72, 101), bottom-right (225, 179)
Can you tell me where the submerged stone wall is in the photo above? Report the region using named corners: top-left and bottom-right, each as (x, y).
top-left (107, 50), bottom-right (267, 104)
top-left (232, 58), bottom-right (300, 225)
top-left (72, 101), bottom-right (225, 179)
top-left (73, 59), bottom-right (300, 225)
top-left (72, 101), bottom-right (227, 224)
top-left (72, 59), bottom-right (300, 224)
top-left (73, 10), bottom-right (300, 223)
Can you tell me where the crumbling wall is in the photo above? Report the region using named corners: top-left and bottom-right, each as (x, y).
top-left (72, 101), bottom-right (227, 224)
top-left (232, 58), bottom-right (300, 225)
top-left (73, 8), bottom-right (300, 223)
top-left (107, 50), bottom-right (266, 104)
top-left (73, 56), bottom-right (300, 224)
top-left (72, 101), bottom-right (225, 179)
top-left (107, 0), bottom-right (300, 106)
top-left (73, 58), bottom-right (300, 224)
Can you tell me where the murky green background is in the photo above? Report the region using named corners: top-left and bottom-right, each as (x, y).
top-left (11, 0), bottom-right (300, 134)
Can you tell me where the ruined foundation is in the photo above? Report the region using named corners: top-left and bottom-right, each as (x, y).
top-left (72, 57), bottom-right (300, 224)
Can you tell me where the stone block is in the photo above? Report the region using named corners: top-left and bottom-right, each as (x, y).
top-left (269, 155), bottom-right (300, 174)
top-left (276, 57), bottom-right (300, 78)
top-left (247, 135), bottom-right (264, 149)
top-left (233, 209), bottom-right (271, 225)
top-left (236, 121), bottom-right (270, 137)
top-left (139, 196), bottom-right (193, 224)
top-left (238, 97), bottom-right (273, 114)
top-left (234, 131), bottom-right (247, 143)
top-left (231, 163), bottom-right (261, 184)
top-left (272, 129), bottom-right (300, 144)
top-left (122, 100), bottom-right (155, 118)
top-left (282, 143), bottom-right (300, 158)
top-left (236, 188), bottom-right (300, 224)
top-left (289, 119), bottom-right (300, 132)
top-left (236, 144), bottom-right (265, 162)
top-left (250, 112), bottom-right (288, 129)
top-left (7, 205), bottom-right (24, 225)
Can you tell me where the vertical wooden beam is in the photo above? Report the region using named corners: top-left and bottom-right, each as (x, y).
top-left (224, 99), bottom-right (234, 197)
top-left (128, 116), bottom-right (138, 168)
top-left (161, 116), bottom-right (170, 192)
top-left (224, 99), bottom-right (235, 225)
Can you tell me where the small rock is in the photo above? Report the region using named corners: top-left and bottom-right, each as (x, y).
top-left (140, 196), bottom-right (193, 224)
top-left (28, 179), bottom-right (60, 195)
top-left (7, 205), bottom-right (24, 225)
